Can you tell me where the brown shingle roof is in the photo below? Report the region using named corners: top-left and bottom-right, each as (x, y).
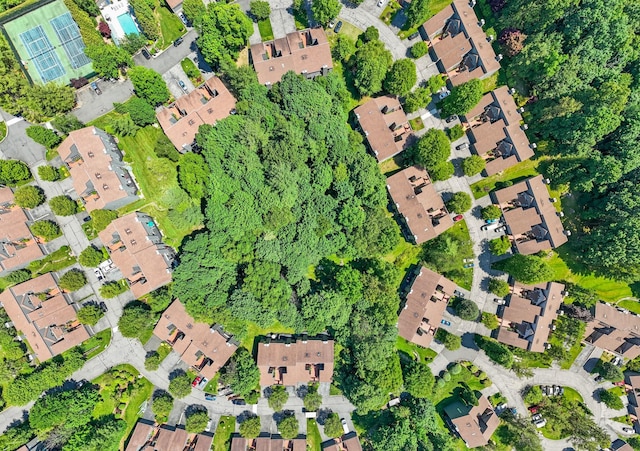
top-left (493, 175), bottom-right (567, 254)
top-left (445, 395), bottom-right (499, 448)
top-left (125, 420), bottom-right (155, 451)
top-left (257, 336), bottom-right (334, 386)
top-left (154, 426), bottom-right (189, 451)
top-left (321, 433), bottom-right (363, 451)
top-left (611, 440), bottom-right (635, 451)
top-left (398, 267), bottom-right (457, 348)
top-left (157, 77), bottom-right (237, 152)
top-left (585, 303), bottom-right (640, 360)
top-left (58, 127), bottom-right (138, 212)
top-left (98, 212), bottom-right (174, 298)
top-left (0, 187), bottom-right (44, 270)
top-left (153, 300), bottom-right (237, 379)
top-left (0, 273), bottom-right (90, 362)
top-left (231, 436), bottom-right (306, 451)
top-left (354, 96), bottom-right (413, 162)
top-left (387, 166), bottom-right (454, 244)
top-left (250, 28), bottom-right (333, 85)
top-left (497, 281), bottom-right (565, 352)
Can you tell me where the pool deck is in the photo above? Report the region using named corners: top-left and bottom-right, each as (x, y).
top-left (99, 0), bottom-right (140, 44)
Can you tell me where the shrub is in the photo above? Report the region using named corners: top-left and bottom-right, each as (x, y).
top-left (488, 278), bottom-right (510, 297)
top-left (79, 245), bottom-right (105, 267)
top-left (168, 372), bottom-right (192, 398)
top-left (489, 235), bottom-right (511, 255)
top-left (427, 74), bottom-right (447, 93)
top-left (77, 304), bottom-right (104, 326)
top-left (59, 269), bottom-right (87, 291)
top-left (442, 371), bottom-right (451, 382)
top-left (481, 205), bottom-right (502, 220)
top-left (100, 280), bottom-right (128, 298)
top-left (436, 378), bottom-right (446, 388)
top-left (435, 328), bottom-right (461, 350)
top-left (450, 363), bottom-right (462, 374)
top-left (447, 124), bottom-right (465, 141)
top-left (49, 195), bottom-right (78, 216)
top-left (38, 166), bottom-right (61, 182)
top-left (239, 416), bottom-right (261, 438)
top-left (453, 297), bottom-right (479, 321)
top-left (0, 161), bottom-right (31, 185)
top-left (462, 155), bottom-right (486, 176)
top-left (5, 269), bottom-right (31, 285)
top-left (51, 114), bottom-right (84, 134)
top-left (249, 0), bottom-right (270, 20)
top-left (31, 219), bottom-right (62, 241)
top-left (599, 389), bottom-right (623, 409)
top-left (523, 385), bottom-right (543, 405)
top-left (404, 87), bottom-right (431, 113)
top-left (14, 185), bottom-right (45, 208)
top-left (474, 335), bottom-right (513, 368)
top-left (152, 391), bottom-right (174, 423)
top-left (90, 209), bottom-right (118, 232)
top-left (481, 312), bottom-right (500, 330)
top-left (185, 410), bottom-right (209, 433)
top-left (145, 352), bottom-right (161, 371)
top-left (429, 161), bottom-right (455, 181)
top-left (446, 192), bottom-right (472, 214)
top-left (411, 41), bottom-right (428, 58)
top-left (119, 301), bottom-right (154, 339)
top-left (440, 79), bottom-right (483, 116)
top-left (26, 126), bottom-right (61, 149)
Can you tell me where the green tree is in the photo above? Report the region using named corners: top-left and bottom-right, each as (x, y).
top-left (84, 44), bottom-right (132, 79)
top-left (120, 33), bottom-right (148, 55)
top-left (481, 205), bottom-right (502, 220)
top-left (278, 415), bottom-right (299, 439)
top-left (523, 385), bottom-right (543, 405)
top-left (332, 35), bottom-right (356, 62)
top-left (598, 389), bottom-right (623, 409)
top-left (197, 3), bottom-right (253, 68)
top-left (169, 371), bottom-right (193, 398)
top-left (30, 219), bottom-right (61, 241)
top-left (145, 351), bottom-right (162, 370)
top-left (311, 0), bottom-right (341, 25)
top-left (446, 192), bottom-right (472, 214)
top-left (178, 153), bottom-right (210, 199)
top-left (124, 97), bottom-right (157, 126)
top-left (411, 41), bottom-right (428, 59)
top-left (430, 161), bottom-right (455, 181)
top-left (459, 383), bottom-right (479, 406)
top-left (250, 0), bottom-right (270, 20)
top-left (49, 195), bottom-right (78, 216)
top-left (323, 413), bottom-right (343, 438)
top-left (90, 209), bottom-right (118, 231)
top-left (182, 0), bottom-right (205, 26)
top-left (221, 348), bottom-right (260, 397)
top-left (185, 410), bottom-right (209, 433)
top-left (303, 389), bottom-right (323, 411)
top-left (148, 286), bottom-right (172, 313)
top-left (26, 126), bottom-right (60, 149)
top-left (404, 87), bottom-right (431, 113)
top-left (130, 0), bottom-right (159, 40)
top-left (77, 304), bottom-right (104, 326)
top-left (462, 155), bottom-right (486, 176)
top-left (452, 297), bottom-right (479, 320)
top-left (5, 269), bottom-right (31, 285)
top-left (112, 113), bottom-right (139, 137)
top-left (239, 416), bottom-right (261, 438)
top-left (267, 385), bottom-right (289, 411)
top-left (63, 417), bottom-right (126, 451)
top-left (435, 328), bottom-right (461, 350)
top-left (496, 411), bottom-right (543, 451)
top-left (353, 40), bottom-right (393, 96)
top-left (411, 128), bottom-right (450, 170)
top-left (118, 301), bottom-right (155, 339)
top-left (155, 132), bottom-right (181, 161)
top-left (402, 359), bottom-right (434, 398)
top-left (59, 269), bottom-right (87, 291)
top-left (384, 59), bottom-right (417, 96)
top-left (79, 245), bottom-right (105, 267)
top-left (38, 165), bottom-right (61, 182)
top-left (493, 254), bottom-right (554, 284)
top-left (21, 83), bottom-right (76, 122)
top-left (361, 26), bottom-right (379, 43)
top-left (447, 124), bottom-right (465, 141)
top-left (0, 160), bottom-right (31, 185)
top-left (488, 278), bottom-right (510, 297)
top-left (51, 114), bottom-right (84, 134)
top-left (13, 185), bottom-right (45, 208)
top-left (481, 312), bottom-right (500, 330)
top-left (489, 236), bottom-right (511, 255)
top-left (440, 79), bottom-right (483, 116)
top-left (152, 391), bottom-right (174, 423)
top-left (405, 0), bottom-right (429, 29)
top-left (474, 335), bottom-right (513, 368)
top-left (599, 361), bottom-right (623, 381)
top-left (29, 385), bottom-right (100, 431)
top-left (129, 66), bottom-right (170, 106)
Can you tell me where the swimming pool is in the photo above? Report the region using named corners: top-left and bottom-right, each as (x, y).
top-left (117, 13), bottom-right (140, 36)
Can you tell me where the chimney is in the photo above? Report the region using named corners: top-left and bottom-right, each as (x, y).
top-left (522, 124), bottom-right (528, 130)
top-left (530, 143), bottom-right (537, 149)
top-left (518, 107), bottom-right (525, 113)
top-left (558, 211), bottom-right (564, 217)
top-left (509, 87), bottom-right (516, 95)
top-left (487, 35), bottom-right (494, 42)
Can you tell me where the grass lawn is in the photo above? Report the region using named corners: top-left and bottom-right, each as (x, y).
top-left (258, 18), bottom-right (274, 41)
top-left (204, 372), bottom-right (220, 394)
top-left (618, 299), bottom-right (640, 314)
top-left (409, 116), bottom-right (425, 131)
top-left (0, 121), bottom-right (6, 141)
top-left (242, 321), bottom-right (295, 350)
top-left (396, 336), bottom-right (437, 363)
top-left (381, 238), bottom-right (421, 279)
top-left (156, 5), bottom-right (186, 49)
top-left (607, 386), bottom-right (625, 397)
top-left (380, 1), bottom-right (401, 24)
top-left (88, 114), bottom-right (202, 248)
top-left (326, 21), bottom-right (362, 44)
top-left (512, 347), bottom-right (552, 369)
top-left (80, 329), bottom-right (112, 359)
top-left (329, 384), bottom-right (342, 395)
top-left (422, 220), bottom-right (474, 290)
top-left (27, 245), bottom-right (76, 275)
top-left (213, 415), bottom-right (235, 451)
top-left (307, 419), bottom-right (322, 451)
top-left (612, 414), bottom-right (633, 426)
top-left (181, 58), bottom-right (203, 86)
top-left (481, 73), bottom-right (500, 93)
top-left (398, 0), bottom-right (452, 38)
top-left (563, 387), bottom-right (583, 403)
top-left (470, 158), bottom-right (539, 199)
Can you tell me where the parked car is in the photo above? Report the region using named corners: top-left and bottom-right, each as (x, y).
top-left (531, 413), bottom-right (542, 422)
top-left (341, 418), bottom-right (349, 434)
top-left (99, 301), bottom-right (108, 313)
top-left (141, 48), bottom-right (151, 60)
top-left (178, 12), bottom-right (188, 25)
top-left (495, 226), bottom-right (505, 233)
top-left (541, 385), bottom-right (549, 396)
top-left (178, 80), bottom-right (187, 91)
top-left (328, 20), bottom-right (335, 28)
top-left (463, 263), bottom-right (474, 269)
top-left (455, 142), bottom-right (469, 150)
top-left (174, 37), bottom-right (183, 46)
top-left (205, 394), bottom-right (217, 401)
top-left (334, 21), bottom-right (343, 33)
top-left (485, 218), bottom-right (499, 224)
top-left (192, 376), bottom-right (202, 388)
top-left (438, 88), bottom-right (450, 99)
top-left (463, 258), bottom-right (473, 263)
top-left (623, 427), bottom-right (634, 433)
top-left (232, 399), bottom-right (246, 405)
top-left (440, 319), bottom-right (451, 326)
top-left (453, 214), bottom-right (464, 222)
top-left (534, 418), bottom-right (546, 428)
top-left (613, 356), bottom-right (624, 366)
top-left (377, 0), bottom-right (384, 6)
top-left (528, 406), bottom-right (539, 414)
top-left (408, 31), bottom-right (420, 40)
top-left (594, 374), bottom-right (604, 383)
top-left (494, 298), bottom-right (505, 305)
top-left (445, 115), bottom-right (458, 123)
top-left (90, 81), bottom-right (101, 95)
top-left (94, 268), bottom-right (104, 282)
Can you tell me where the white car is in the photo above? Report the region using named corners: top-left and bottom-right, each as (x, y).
top-left (377, 0), bottom-right (385, 6)
top-left (341, 418), bottom-right (349, 434)
top-left (438, 89), bottom-right (451, 100)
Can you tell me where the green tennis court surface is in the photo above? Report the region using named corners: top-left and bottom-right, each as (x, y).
top-left (3, 0), bottom-right (93, 84)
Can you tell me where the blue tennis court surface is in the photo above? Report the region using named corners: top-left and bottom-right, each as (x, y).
top-left (19, 25), bottom-right (65, 83)
top-left (50, 13), bottom-right (91, 69)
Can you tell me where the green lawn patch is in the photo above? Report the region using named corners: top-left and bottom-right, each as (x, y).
top-left (607, 386), bottom-right (625, 397)
top-left (488, 392), bottom-right (507, 407)
top-left (562, 387), bottom-right (583, 403)
top-left (204, 372), bottom-right (220, 394)
top-left (512, 347), bottom-right (552, 369)
top-left (213, 415), bottom-right (235, 451)
top-left (80, 329), bottom-right (112, 359)
top-left (82, 219), bottom-right (98, 239)
top-left (329, 384), bottom-right (342, 396)
top-left (422, 220), bottom-right (474, 290)
top-left (307, 419), bottom-right (322, 451)
top-left (27, 245), bottom-right (76, 275)
top-left (181, 58), bottom-right (203, 86)
top-left (326, 21), bottom-right (362, 46)
top-left (258, 18), bottom-right (274, 41)
top-left (396, 336), bottom-right (437, 364)
top-left (470, 158), bottom-right (539, 199)
top-left (409, 116), bottom-right (425, 131)
top-left (242, 321), bottom-right (295, 349)
top-left (156, 4), bottom-right (186, 49)
top-left (0, 121), bottom-right (7, 141)
top-left (380, 1), bottom-right (401, 25)
top-left (612, 414), bottom-right (633, 426)
top-left (618, 299), bottom-right (640, 314)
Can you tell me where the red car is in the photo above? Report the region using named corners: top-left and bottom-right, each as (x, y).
top-left (191, 376), bottom-right (202, 388)
top-left (528, 406), bottom-right (539, 414)
top-left (453, 215), bottom-right (463, 222)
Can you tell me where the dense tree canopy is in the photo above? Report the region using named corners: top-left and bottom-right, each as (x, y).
top-left (197, 3), bottom-right (253, 68)
top-left (311, 0), bottom-right (341, 25)
top-left (384, 59), bottom-right (417, 96)
top-left (14, 185), bottom-right (45, 209)
top-left (440, 79), bottom-right (483, 116)
top-left (250, 0), bottom-right (270, 20)
top-left (411, 129), bottom-right (451, 172)
top-left (129, 67), bottom-right (170, 106)
top-left (493, 254), bottom-right (554, 283)
top-left (353, 40), bottom-right (393, 96)
top-left (49, 195), bottom-right (78, 216)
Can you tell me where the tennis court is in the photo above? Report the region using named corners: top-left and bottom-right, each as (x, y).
top-left (3, 0), bottom-right (93, 84)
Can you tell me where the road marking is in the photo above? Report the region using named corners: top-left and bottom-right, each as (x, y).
top-left (5, 117), bottom-right (22, 126)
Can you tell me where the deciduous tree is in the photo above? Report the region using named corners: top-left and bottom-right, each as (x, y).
top-left (446, 192), bottom-right (471, 213)
top-left (14, 185), bottom-right (45, 208)
top-left (250, 0), bottom-right (270, 20)
top-left (185, 410), bottom-right (209, 433)
top-left (129, 66), bottom-right (170, 106)
top-left (49, 195), bottom-right (78, 216)
top-left (77, 304), bottom-right (104, 326)
top-left (462, 155), bottom-right (486, 176)
top-left (26, 126), bottom-right (60, 149)
top-left (239, 416), bottom-right (261, 438)
top-left (353, 40), bottom-right (392, 96)
top-left (440, 79), bottom-right (483, 116)
top-left (59, 269), bottom-right (87, 291)
top-left (311, 0), bottom-right (341, 25)
top-left (384, 59), bottom-right (417, 96)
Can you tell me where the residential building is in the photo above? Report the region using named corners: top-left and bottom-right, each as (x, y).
top-left (321, 432), bottom-right (363, 451)
top-left (250, 28), bottom-right (333, 86)
top-left (230, 435), bottom-right (306, 451)
top-left (444, 395), bottom-right (499, 448)
top-left (420, 0), bottom-right (501, 86)
top-left (156, 77), bottom-right (237, 152)
top-left (496, 281), bottom-right (566, 352)
top-left (462, 86), bottom-right (534, 175)
top-left (611, 439), bottom-right (635, 451)
top-left (492, 175), bottom-right (568, 254)
top-left (98, 212), bottom-right (175, 298)
top-left (0, 187), bottom-right (44, 271)
top-left (585, 302), bottom-right (640, 359)
top-left (626, 375), bottom-right (640, 433)
top-left (153, 300), bottom-right (238, 380)
top-left (354, 96), bottom-right (413, 162)
top-left (256, 334), bottom-right (334, 387)
top-left (58, 126), bottom-right (138, 212)
top-left (387, 166), bottom-right (454, 244)
top-left (0, 273), bottom-right (90, 362)
top-left (125, 421), bottom-right (214, 451)
top-left (397, 267), bottom-right (457, 348)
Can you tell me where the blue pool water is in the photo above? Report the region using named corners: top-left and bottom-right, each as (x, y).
top-left (117, 13), bottom-right (140, 36)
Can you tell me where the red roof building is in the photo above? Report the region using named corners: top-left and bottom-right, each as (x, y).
top-left (0, 187), bottom-right (44, 271)
top-left (585, 303), bottom-right (640, 360)
top-left (231, 436), bottom-right (306, 451)
top-left (444, 395), bottom-right (500, 448)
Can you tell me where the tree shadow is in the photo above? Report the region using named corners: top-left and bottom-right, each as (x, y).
top-left (316, 408), bottom-right (332, 425)
top-left (185, 404), bottom-right (207, 416)
top-left (237, 410), bottom-right (256, 424)
top-left (168, 368), bottom-right (186, 381)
